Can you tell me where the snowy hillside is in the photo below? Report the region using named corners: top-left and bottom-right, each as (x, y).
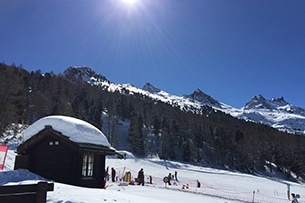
top-left (65, 67), bottom-right (305, 135)
top-left (1, 116), bottom-right (304, 203)
top-left (2, 148), bottom-right (305, 203)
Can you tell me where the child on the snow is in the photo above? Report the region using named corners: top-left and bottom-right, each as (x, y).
top-left (174, 171), bottom-right (178, 181)
top-left (291, 193), bottom-right (299, 203)
top-left (197, 180), bottom-right (201, 188)
top-left (167, 173), bottom-right (172, 185)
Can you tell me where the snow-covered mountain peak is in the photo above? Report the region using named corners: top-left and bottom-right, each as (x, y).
top-left (63, 66), bottom-right (108, 85)
top-left (243, 95), bottom-right (274, 110)
top-left (142, 82), bottom-right (161, 94)
top-left (270, 97), bottom-right (289, 106)
top-left (183, 88), bottom-right (222, 108)
top-left (244, 95), bottom-right (299, 113)
top-left (238, 95), bottom-right (305, 134)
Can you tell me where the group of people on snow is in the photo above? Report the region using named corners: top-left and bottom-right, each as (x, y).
top-left (104, 167), bottom-right (147, 186)
top-left (106, 166), bottom-right (301, 203)
top-left (103, 167), bottom-right (118, 188)
top-left (164, 171), bottom-right (179, 186)
top-left (105, 167), bottom-right (201, 190)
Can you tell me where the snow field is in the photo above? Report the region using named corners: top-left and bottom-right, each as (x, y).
top-left (1, 150), bottom-right (304, 203)
top-left (106, 158), bottom-right (303, 203)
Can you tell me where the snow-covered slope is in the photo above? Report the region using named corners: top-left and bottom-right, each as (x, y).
top-left (2, 148), bottom-right (305, 203)
top-left (1, 108), bottom-right (304, 203)
top-left (65, 67), bottom-right (305, 135)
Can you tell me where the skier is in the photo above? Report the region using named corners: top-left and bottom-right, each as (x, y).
top-left (197, 180), bottom-right (201, 188)
top-left (111, 167), bottom-right (116, 182)
top-left (137, 168), bottom-right (144, 186)
top-left (291, 193), bottom-right (299, 203)
top-left (174, 171), bottom-right (178, 181)
top-left (167, 173), bottom-right (172, 185)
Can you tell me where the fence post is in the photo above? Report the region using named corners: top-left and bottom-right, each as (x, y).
top-left (252, 191), bottom-right (255, 203)
top-left (36, 182), bottom-right (48, 203)
top-left (287, 184), bottom-right (291, 200)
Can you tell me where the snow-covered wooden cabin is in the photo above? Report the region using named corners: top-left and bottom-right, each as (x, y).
top-left (14, 115), bottom-right (116, 188)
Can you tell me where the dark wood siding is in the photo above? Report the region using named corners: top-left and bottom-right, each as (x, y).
top-left (27, 135), bottom-right (77, 185)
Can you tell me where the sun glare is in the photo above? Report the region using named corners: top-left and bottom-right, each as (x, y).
top-left (122, 0), bottom-right (138, 4)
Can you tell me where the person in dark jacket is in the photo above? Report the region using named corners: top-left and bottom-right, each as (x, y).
top-left (197, 180), bottom-right (201, 188)
top-left (137, 168), bottom-right (144, 186)
top-left (167, 173), bottom-right (172, 185)
top-left (111, 167), bottom-right (116, 182)
top-left (291, 193), bottom-right (299, 203)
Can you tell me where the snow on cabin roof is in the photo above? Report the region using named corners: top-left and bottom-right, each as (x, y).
top-left (24, 115), bottom-right (111, 147)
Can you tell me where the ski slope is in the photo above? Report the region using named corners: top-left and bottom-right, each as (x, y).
top-left (1, 149), bottom-right (304, 203)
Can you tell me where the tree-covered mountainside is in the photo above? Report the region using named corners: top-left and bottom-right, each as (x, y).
top-left (1, 63), bottom-right (305, 179)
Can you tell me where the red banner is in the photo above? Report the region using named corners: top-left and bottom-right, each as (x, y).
top-left (0, 145), bottom-right (9, 170)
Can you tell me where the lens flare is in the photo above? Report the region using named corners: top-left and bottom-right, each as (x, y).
top-left (122, 0), bottom-right (138, 4)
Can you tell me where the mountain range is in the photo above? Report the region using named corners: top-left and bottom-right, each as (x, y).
top-left (66, 66), bottom-right (305, 135)
top-left (2, 64), bottom-right (305, 177)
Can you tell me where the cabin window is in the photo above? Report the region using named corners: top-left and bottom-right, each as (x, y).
top-left (82, 153), bottom-right (94, 177)
top-left (49, 141), bottom-right (59, 146)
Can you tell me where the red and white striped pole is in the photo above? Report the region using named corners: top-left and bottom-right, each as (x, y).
top-left (0, 145), bottom-right (9, 170)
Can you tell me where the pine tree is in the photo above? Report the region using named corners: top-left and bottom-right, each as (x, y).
top-left (128, 112), bottom-right (145, 156)
top-left (159, 116), bottom-right (171, 159)
top-left (104, 114), bottom-right (120, 147)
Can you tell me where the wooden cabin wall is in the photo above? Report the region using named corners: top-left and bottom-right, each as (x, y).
top-left (27, 136), bottom-right (77, 185)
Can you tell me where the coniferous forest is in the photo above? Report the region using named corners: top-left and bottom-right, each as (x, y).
top-left (1, 63), bottom-right (305, 179)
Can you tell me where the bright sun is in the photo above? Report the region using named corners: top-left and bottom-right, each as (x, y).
top-left (122, 0), bottom-right (138, 4)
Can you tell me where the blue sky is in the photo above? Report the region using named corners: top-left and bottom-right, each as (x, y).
top-left (1, 0), bottom-right (305, 108)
